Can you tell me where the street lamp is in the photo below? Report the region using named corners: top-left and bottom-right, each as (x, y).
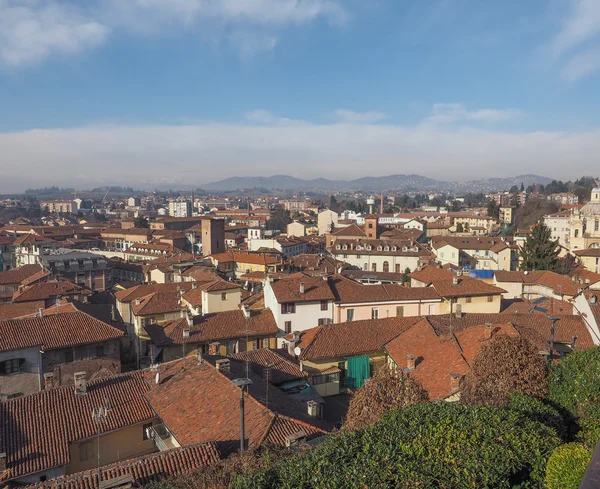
top-left (232, 378), bottom-right (253, 452)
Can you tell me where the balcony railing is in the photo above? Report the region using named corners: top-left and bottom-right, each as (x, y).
top-left (146, 423), bottom-right (178, 451)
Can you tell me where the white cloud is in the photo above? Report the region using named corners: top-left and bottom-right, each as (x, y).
top-left (561, 47), bottom-right (600, 81)
top-left (552, 0), bottom-right (600, 57)
top-left (0, 0), bottom-right (108, 67)
top-left (334, 109), bottom-right (387, 124)
top-left (426, 103), bottom-right (522, 124)
top-left (0, 117), bottom-right (596, 192)
top-left (244, 110), bottom-right (308, 126)
top-left (0, 0), bottom-right (347, 67)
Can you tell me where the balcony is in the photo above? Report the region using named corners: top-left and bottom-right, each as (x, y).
top-left (146, 423), bottom-right (178, 451)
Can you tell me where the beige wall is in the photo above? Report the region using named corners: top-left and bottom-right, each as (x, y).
top-left (203, 288), bottom-right (242, 314)
top-left (333, 300), bottom-right (440, 323)
top-left (67, 420), bottom-right (158, 475)
top-left (578, 255), bottom-right (600, 274)
top-left (439, 295), bottom-right (502, 314)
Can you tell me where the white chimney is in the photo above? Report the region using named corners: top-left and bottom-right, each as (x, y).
top-left (38, 308), bottom-right (44, 318)
top-left (215, 358), bottom-right (230, 372)
top-left (74, 371), bottom-right (87, 395)
top-left (242, 304), bottom-right (251, 320)
top-left (299, 282), bottom-right (305, 294)
top-left (452, 276), bottom-right (458, 286)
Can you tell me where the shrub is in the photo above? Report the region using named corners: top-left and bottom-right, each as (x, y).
top-left (343, 364), bottom-right (427, 431)
top-left (545, 443), bottom-right (592, 489)
top-left (507, 392), bottom-right (567, 441)
top-left (461, 335), bottom-right (547, 407)
top-left (234, 402), bottom-right (560, 488)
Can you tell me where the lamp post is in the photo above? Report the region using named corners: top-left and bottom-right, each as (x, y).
top-left (232, 378), bottom-right (253, 452)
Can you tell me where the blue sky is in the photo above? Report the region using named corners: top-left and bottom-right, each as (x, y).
top-left (1, 0), bottom-right (600, 191)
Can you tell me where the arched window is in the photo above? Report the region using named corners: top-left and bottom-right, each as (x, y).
top-left (575, 229), bottom-right (579, 238)
top-left (383, 261), bottom-right (390, 272)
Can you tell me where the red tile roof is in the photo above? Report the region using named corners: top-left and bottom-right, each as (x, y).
top-left (328, 274), bottom-right (440, 303)
top-left (0, 301), bottom-right (46, 321)
top-left (210, 251), bottom-right (281, 266)
top-left (144, 359), bottom-right (328, 449)
top-left (432, 236), bottom-right (508, 252)
top-left (229, 349), bottom-right (304, 385)
top-left (0, 312), bottom-right (124, 353)
top-left (12, 280), bottom-right (91, 303)
top-left (501, 297), bottom-right (574, 315)
top-left (0, 372), bottom-right (154, 480)
top-left (454, 323), bottom-right (520, 364)
top-left (298, 316), bottom-right (421, 361)
top-left (0, 264), bottom-right (45, 285)
top-left (409, 266), bottom-right (455, 285)
top-left (431, 277), bottom-right (506, 298)
top-left (131, 291), bottom-right (184, 316)
top-left (494, 270), bottom-right (581, 296)
top-left (115, 282), bottom-right (194, 303)
top-left (270, 276), bottom-right (335, 303)
top-left (145, 309), bottom-right (278, 346)
top-left (26, 443), bottom-right (222, 489)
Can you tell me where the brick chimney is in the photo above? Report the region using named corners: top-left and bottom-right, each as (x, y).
top-left (484, 323), bottom-right (493, 340)
top-left (43, 372), bottom-right (54, 390)
top-left (450, 373), bottom-right (461, 392)
top-left (407, 354), bottom-right (416, 370)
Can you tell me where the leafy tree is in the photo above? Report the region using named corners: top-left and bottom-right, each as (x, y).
top-left (513, 198), bottom-right (558, 229)
top-left (456, 222), bottom-right (464, 233)
top-left (461, 335), bottom-right (548, 407)
top-left (521, 182), bottom-right (525, 192)
top-left (545, 443), bottom-right (592, 489)
top-left (134, 215), bottom-right (149, 228)
top-left (548, 347), bottom-right (600, 446)
top-left (509, 185), bottom-right (519, 194)
top-left (487, 199), bottom-right (500, 219)
top-left (450, 200), bottom-right (461, 212)
top-left (519, 222), bottom-right (561, 271)
top-left (401, 267), bottom-right (411, 284)
top-left (343, 365), bottom-right (427, 431)
top-left (266, 206), bottom-right (292, 231)
top-left (234, 402), bottom-right (560, 488)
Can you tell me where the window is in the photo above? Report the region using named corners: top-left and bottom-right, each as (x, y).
top-left (142, 422), bottom-right (153, 441)
top-left (356, 254), bottom-right (361, 259)
top-left (347, 309), bottom-right (354, 321)
top-left (318, 318), bottom-right (331, 325)
top-left (487, 295), bottom-right (494, 302)
top-left (0, 358), bottom-right (24, 375)
top-left (79, 441), bottom-right (93, 462)
top-left (285, 321), bottom-right (292, 334)
top-left (466, 297), bottom-right (472, 303)
top-left (221, 292), bottom-right (227, 301)
top-left (281, 303), bottom-right (296, 314)
top-left (96, 345), bottom-right (105, 358)
top-left (383, 261), bottom-right (390, 273)
top-left (396, 306), bottom-right (404, 317)
top-left (372, 308), bottom-right (379, 319)
top-left (343, 254), bottom-right (348, 259)
top-left (310, 371), bottom-right (340, 385)
top-left (371, 263), bottom-right (377, 272)
top-left (575, 229), bottom-right (579, 238)
top-left (249, 339), bottom-right (258, 350)
top-left (395, 264), bottom-right (401, 273)
top-left (596, 220), bottom-right (599, 232)
top-left (259, 337), bottom-right (270, 349)
top-left (320, 300), bottom-right (329, 311)
top-left (363, 263), bottom-right (368, 271)
top-left (368, 223), bottom-right (373, 229)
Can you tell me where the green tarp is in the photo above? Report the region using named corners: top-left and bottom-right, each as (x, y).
top-left (346, 355), bottom-right (370, 389)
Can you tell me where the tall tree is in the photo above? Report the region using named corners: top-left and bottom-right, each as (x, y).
top-left (520, 182), bottom-right (525, 192)
top-left (487, 199), bottom-right (500, 219)
top-left (519, 222), bottom-right (560, 271)
top-left (266, 206), bottom-right (292, 231)
top-left (134, 215), bottom-right (149, 228)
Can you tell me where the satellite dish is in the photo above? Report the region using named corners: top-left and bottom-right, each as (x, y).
top-left (294, 347), bottom-right (302, 356)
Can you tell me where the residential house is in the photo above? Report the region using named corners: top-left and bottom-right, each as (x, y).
top-left (109, 258), bottom-right (145, 284)
top-left (0, 372), bottom-right (158, 485)
top-left (430, 276), bottom-right (506, 314)
top-left (248, 236), bottom-right (309, 258)
top-left (14, 234), bottom-right (56, 267)
top-left (40, 249), bottom-right (109, 291)
top-left (144, 309), bottom-right (279, 361)
top-left (317, 209), bottom-right (338, 235)
top-left (0, 264), bottom-right (49, 303)
top-left (328, 274), bottom-right (442, 322)
top-left (431, 236), bottom-right (516, 271)
top-left (544, 210), bottom-right (572, 248)
top-left (575, 248), bottom-right (600, 274)
top-left (181, 280), bottom-right (242, 316)
top-left (208, 251), bottom-right (283, 279)
top-left (12, 280), bottom-right (92, 307)
top-left (100, 228), bottom-right (152, 252)
top-left (264, 276), bottom-right (336, 342)
top-left (328, 238), bottom-right (434, 273)
top-left (494, 270), bottom-right (581, 300)
top-left (0, 312), bottom-right (124, 399)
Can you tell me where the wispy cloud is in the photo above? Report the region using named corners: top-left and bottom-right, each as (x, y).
top-left (0, 0), bottom-right (108, 67)
top-left (425, 103), bottom-right (522, 125)
top-left (549, 0), bottom-right (600, 81)
top-left (0, 112), bottom-right (595, 192)
top-left (334, 109), bottom-right (388, 124)
top-left (0, 0), bottom-right (348, 67)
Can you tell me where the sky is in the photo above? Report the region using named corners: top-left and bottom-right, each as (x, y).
top-left (1, 0), bottom-right (600, 192)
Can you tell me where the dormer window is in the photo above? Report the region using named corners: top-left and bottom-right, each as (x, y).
top-left (384, 246), bottom-right (390, 251)
top-left (336, 245), bottom-right (341, 250)
top-left (392, 246), bottom-right (397, 251)
top-left (367, 246), bottom-right (372, 251)
top-left (377, 246), bottom-right (382, 251)
top-left (342, 245), bottom-right (348, 250)
top-left (356, 245), bottom-right (362, 251)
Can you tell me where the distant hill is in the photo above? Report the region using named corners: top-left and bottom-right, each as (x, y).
top-left (202, 174), bottom-right (553, 193)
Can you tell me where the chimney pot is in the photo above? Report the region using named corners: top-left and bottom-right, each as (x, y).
top-left (216, 358), bottom-right (230, 372)
top-left (299, 282), bottom-right (305, 294)
top-left (38, 308), bottom-right (44, 318)
top-left (43, 372), bottom-right (54, 390)
top-left (407, 354), bottom-right (416, 370)
top-left (452, 276), bottom-right (458, 286)
top-left (484, 323), bottom-right (493, 339)
top-left (74, 371), bottom-right (87, 396)
top-left (450, 373), bottom-right (461, 391)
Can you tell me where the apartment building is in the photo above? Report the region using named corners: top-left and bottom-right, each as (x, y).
top-left (431, 236), bottom-right (516, 271)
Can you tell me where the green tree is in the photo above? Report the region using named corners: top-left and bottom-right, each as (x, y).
top-left (134, 215), bottom-right (149, 228)
top-left (266, 206), bottom-right (292, 231)
top-left (456, 222), bottom-right (464, 233)
top-left (343, 365), bottom-right (427, 431)
top-left (519, 222), bottom-right (560, 271)
top-left (509, 185), bottom-right (519, 194)
top-left (487, 199), bottom-right (500, 219)
top-left (460, 335), bottom-right (548, 407)
top-left (401, 267), bottom-right (411, 284)
top-left (520, 182), bottom-right (525, 192)
top-left (545, 443), bottom-right (592, 489)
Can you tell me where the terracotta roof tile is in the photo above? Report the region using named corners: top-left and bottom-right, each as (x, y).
top-left (26, 443), bottom-right (221, 489)
top-left (12, 280), bottom-right (90, 303)
top-left (145, 309), bottom-right (278, 346)
top-left (229, 349), bottom-right (304, 385)
top-left (210, 252), bottom-right (281, 266)
top-left (409, 266), bottom-right (454, 285)
top-left (501, 297), bottom-right (574, 315)
top-left (431, 277), bottom-right (506, 298)
top-left (0, 264), bottom-right (45, 285)
top-left (115, 282), bottom-right (194, 303)
top-left (270, 276), bottom-right (335, 303)
top-left (0, 312), bottom-right (124, 353)
top-left (0, 372), bottom-right (153, 480)
top-left (0, 301), bottom-right (46, 321)
top-left (131, 291), bottom-right (184, 316)
top-left (328, 274), bottom-right (439, 303)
